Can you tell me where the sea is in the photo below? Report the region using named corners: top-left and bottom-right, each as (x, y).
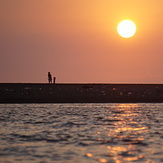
top-left (0, 103), bottom-right (162, 163)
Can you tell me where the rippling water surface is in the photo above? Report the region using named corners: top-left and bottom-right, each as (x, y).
top-left (0, 103), bottom-right (163, 163)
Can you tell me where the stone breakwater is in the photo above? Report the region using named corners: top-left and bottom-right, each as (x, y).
top-left (0, 83), bottom-right (163, 103)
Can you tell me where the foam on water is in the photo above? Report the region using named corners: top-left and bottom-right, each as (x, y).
top-left (0, 103), bottom-right (163, 163)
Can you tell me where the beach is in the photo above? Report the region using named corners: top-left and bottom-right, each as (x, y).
top-left (0, 83), bottom-right (163, 103)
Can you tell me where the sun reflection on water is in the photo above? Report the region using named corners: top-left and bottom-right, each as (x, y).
top-left (106, 104), bottom-right (148, 162)
top-left (117, 103), bottom-right (139, 108)
top-left (85, 103), bottom-right (154, 163)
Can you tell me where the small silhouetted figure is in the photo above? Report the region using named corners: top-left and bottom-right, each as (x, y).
top-left (48, 72), bottom-right (52, 83)
top-left (53, 77), bottom-right (56, 84)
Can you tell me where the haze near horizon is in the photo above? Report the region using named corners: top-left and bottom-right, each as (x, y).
top-left (0, 0), bottom-right (163, 83)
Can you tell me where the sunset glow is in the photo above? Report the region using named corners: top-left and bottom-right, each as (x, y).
top-left (0, 0), bottom-right (163, 83)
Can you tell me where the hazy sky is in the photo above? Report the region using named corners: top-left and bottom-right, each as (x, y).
top-left (0, 0), bottom-right (163, 83)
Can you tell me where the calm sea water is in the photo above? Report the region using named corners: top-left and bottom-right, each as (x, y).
top-left (0, 103), bottom-right (163, 163)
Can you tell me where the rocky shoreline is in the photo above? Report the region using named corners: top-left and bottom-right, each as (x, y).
top-left (0, 83), bottom-right (163, 103)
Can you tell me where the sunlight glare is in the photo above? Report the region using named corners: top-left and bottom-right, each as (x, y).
top-left (117, 20), bottom-right (136, 38)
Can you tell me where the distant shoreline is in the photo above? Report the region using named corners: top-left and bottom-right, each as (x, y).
top-left (1, 83), bottom-right (163, 103)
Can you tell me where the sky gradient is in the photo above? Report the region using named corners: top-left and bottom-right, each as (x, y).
top-left (0, 0), bottom-right (163, 83)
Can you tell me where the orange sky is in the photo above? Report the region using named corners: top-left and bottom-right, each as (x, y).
top-left (0, 0), bottom-right (163, 83)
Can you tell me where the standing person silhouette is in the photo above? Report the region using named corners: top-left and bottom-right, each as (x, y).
top-left (48, 72), bottom-right (52, 83)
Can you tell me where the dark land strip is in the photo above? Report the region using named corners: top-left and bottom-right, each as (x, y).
top-left (0, 83), bottom-right (163, 103)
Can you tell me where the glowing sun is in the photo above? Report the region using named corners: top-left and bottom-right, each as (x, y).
top-left (117, 20), bottom-right (136, 38)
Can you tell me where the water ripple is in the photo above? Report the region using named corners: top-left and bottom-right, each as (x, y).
top-left (0, 103), bottom-right (163, 163)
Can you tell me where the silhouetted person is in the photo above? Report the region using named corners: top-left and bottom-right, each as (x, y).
top-left (53, 77), bottom-right (56, 84)
top-left (48, 72), bottom-right (52, 83)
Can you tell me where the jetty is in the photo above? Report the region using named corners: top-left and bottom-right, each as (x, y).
top-left (0, 83), bottom-right (163, 103)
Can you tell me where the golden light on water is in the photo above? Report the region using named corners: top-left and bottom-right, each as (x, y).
top-left (107, 104), bottom-right (148, 162)
top-left (86, 153), bottom-right (93, 157)
top-left (85, 103), bottom-right (159, 163)
top-left (86, 103), bottom-right (150, 163)
top-left (117, 103), bottom-right (138, 108)
top-left (98, 158), bottom-right (107, 163)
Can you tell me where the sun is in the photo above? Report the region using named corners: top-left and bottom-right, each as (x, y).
top-left (117, 20), bottom-right (136, 38)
